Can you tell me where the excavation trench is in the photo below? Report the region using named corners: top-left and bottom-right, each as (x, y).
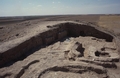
top-left (38, 65), bottom-right (108, 78)
top-left (0, 22), bottom-right (116, 66)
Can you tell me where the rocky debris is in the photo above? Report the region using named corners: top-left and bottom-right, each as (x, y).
top-left (84, 46), bottom-right (97, 58)
top-left (64, 42), bottom-right (84, 60)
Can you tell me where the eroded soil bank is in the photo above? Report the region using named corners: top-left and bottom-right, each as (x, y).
top-left (0, 21), bottom-right (120, 78)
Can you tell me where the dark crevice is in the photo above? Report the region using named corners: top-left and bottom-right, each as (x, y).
top-left (95, 51), bottom-right (110, 57)
top-left (15, 60), bottom-right (39, 78)
top-left (75, 42), bottom-right (85, 57)
top-left (0, 73), bottom-right (12, 78)
top-left (38, 65), bottom-right (108, 78)
top-left (81, 60), bottom-right (117, 68)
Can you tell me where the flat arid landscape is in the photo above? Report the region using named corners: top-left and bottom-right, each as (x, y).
top-left (0, 15), bottom-right (120, 78)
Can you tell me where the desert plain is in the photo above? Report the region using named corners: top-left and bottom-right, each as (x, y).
top-left (0, 15), bottom-right (120, 78)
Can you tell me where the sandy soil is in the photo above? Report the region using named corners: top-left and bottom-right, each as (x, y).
top-left (0, 15), bottom-right (99, 43)
top-left (0, 15), bottom-right (120, 78)
top-left (0, 15), bottom-right (120, 43)
top-left (0, 36), bottom-right (120, 78)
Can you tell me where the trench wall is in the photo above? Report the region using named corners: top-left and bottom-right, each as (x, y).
top-left (0, 22), bottom-right (114, 66)
top-left (65, 23), bottom-right (113, 42)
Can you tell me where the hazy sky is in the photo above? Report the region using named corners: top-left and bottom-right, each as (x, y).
top-left (0, 0), bottom-right (120, 16)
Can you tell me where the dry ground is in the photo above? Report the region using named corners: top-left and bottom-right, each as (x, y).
top-left (98, 16), bottom-right (120, 38)
top-left (0, 15), bottom-right (120, 43)
top-left (0, 15), bottom-right (120, 78)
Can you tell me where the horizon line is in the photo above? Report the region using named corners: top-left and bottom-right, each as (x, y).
top-left (0, 13), bottom-right (120, 17)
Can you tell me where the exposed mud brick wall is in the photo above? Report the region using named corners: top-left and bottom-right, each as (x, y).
top-left (45, 36), bottom-right (55, 45)
top-left (65, 23), bottom-right (113, 42)
top-left (58, 24), bottom-right (67, 40)
top-left (0, 22), bottom-right (115, 66)
top-left (0, 24), bottom-right (68, 66)
top-left (0, 37), bottom-right (43, 66)
top-left (58, 31), bottom-right (67, 40)
top-left (64, 23), bottom-right (80, 37)
top-left (40, 28), bottom-right (59, 45)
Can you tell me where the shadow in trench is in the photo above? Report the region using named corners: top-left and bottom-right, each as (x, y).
top-left (0, 45), bottom-right (42, 68)
top-left (38, 65), bottom-right (107, 78)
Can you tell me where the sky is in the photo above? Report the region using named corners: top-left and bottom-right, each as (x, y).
top-left (0, 0), bottom-right (120, 16)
